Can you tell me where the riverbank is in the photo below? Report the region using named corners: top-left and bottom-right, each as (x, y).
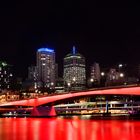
top-left (1, 112), bottom-right (140, 120)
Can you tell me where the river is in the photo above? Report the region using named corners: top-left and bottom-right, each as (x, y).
top-left (0, 116), bottom-right (140, 140)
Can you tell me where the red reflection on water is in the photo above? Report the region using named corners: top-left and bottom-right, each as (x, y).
top-left (0, 117), bottom-right (140, 140)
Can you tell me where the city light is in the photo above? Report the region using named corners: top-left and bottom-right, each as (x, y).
top-left (119, 64), bottom-right (123, 68)
top-left (67, 82), bottom-right (71, 87)
top-left (38, 48), bottom-right (54, 53)
top-left (51, 82), bottom-right (54, 86)
top-left (73, 77), bottom-right (76, 82)
top-left (90, 78), bottom-right (94, 82)
top-left (101, 72), bottom-right (105, 76)
top-left (120, 73), bottom-right (124, 77)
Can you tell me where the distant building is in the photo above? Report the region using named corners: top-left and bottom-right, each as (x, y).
top-left (28, 66), bottom-right (38, 81)
top-left (125, 77), bottom-right (138, 85)
top-left (63, 46), bottom-right (86, 90)
top-left (36, 47), bottom-right (56, 87)
top-left (21, 66), bottom-right (39, 92)
top-left (55, 63), bottom-right (58, 80)
top-left (90, 62), bottom-right (101, 84)
top-left (106, 68), bottom-right (125, 86)
top-left (0, 61), bottom-right (13, 91)
top-left (55, 77), bottom-right (65, 93)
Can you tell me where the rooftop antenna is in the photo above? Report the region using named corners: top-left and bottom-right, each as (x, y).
top-left (73, 46), bottom-right (76, 55)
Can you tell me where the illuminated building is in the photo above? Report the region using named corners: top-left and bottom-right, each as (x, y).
top-left (0, 61), bottom-right (13, 90)
top-left (37, 47), bottom-right (55, 87)
top-left (90, 62), bottom-right (101, 84)
top-left (63, 46), bottom-right (86, 90)
top-left (106, 68), bottom-right (125, 86)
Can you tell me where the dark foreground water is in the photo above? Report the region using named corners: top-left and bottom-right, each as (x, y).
top-left (0, 117), bottom-right (140, 140)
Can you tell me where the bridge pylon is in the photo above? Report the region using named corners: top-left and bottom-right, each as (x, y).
top-left (30, 106), bottom-right (57, 117)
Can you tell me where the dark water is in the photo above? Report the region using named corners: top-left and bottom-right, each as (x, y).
top-left (0, 117), bottom-right (140, 140)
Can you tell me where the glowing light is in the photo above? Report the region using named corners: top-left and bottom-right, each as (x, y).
top-left (38, 48), bottom-right (54, 53)
top-left (51, 82), bottom-right (54, 86)
top-left (1, 62), bottom-right (7, 67)
top-left (101, 72), bottom-right (105, 76)
top-left (119, 64), bottom-right (123, 68)
top-left (90, 78), bottom-right (94, 82)
top-left (73, 77), bottom-right (76, 82)
top-left (67, 82), bottom-right (71, 87)
top-left (120, 73), bottom-right (124, 77)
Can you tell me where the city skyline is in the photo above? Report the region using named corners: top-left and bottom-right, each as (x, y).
top-left (0, 44), bottom-right (140, 79)
top-left (1, 2), bottom-right (140, 139)
top-left (0, 2), bottom-right (140, 77)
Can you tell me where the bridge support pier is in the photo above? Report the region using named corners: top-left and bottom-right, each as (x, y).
top-left (30, 106), bottom-right (57, 117)
top-left (106, 100), bottom-right (109, 113)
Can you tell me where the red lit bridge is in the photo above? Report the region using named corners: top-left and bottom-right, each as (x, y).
top-left (1, 85), bottom-right (140, 116)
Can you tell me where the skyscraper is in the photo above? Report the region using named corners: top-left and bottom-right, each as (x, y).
top-left (63, 46), bottom-right (86, 90)
top-left (37, 48), bottom-right (55, 87)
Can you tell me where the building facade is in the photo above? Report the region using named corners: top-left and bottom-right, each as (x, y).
top-left (0, 61), bottom-right (13, 91)
top-left (90, 62), bottom-right (101, 84)
top-left (106, 68), bottom-right (125, 86)
top-left (63, 47), bottom-right (86, 90)
top-left (28, 66), bottom-right (38, 81)
top-left (37, 48), bottom-right (56, 87)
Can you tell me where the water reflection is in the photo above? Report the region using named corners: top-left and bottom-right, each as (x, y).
top-left (0, 117), bottom-right (140, 140)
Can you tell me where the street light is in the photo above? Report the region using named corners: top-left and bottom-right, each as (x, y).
top-left (90, 78), bottom-right (94, 88)
top-left (120, 73), bottom-right (124, 77)
top-left (67, 82), bottom-right (71, 87)
top-left (100, 72), bottom-right (106, 87)
top-left (67, 82), bottom-right (71, 92)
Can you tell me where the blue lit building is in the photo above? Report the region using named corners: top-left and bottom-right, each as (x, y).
top-left (37, 47), bottom-right (56, 87)
top-left (63, 47), bottom-right (86, 91)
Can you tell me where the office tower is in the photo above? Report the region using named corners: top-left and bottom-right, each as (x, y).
top-left (0, 61), bottom-right (13, 90)
top-left (37, 48), bottom-right (55, 87)
top-left (63, 46), bottom-right (86, 90)
top-left (90, 62), bottom-right (101, 84)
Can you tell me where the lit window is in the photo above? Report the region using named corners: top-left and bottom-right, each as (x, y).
top-left (41, 57), bottom-right (46, 60)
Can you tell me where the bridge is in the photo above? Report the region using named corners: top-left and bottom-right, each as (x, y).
top-left (1, 85), bottom-right (140, 116)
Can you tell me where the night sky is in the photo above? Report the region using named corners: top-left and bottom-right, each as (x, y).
top-left (0, 2), bottom-right (140, 78)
